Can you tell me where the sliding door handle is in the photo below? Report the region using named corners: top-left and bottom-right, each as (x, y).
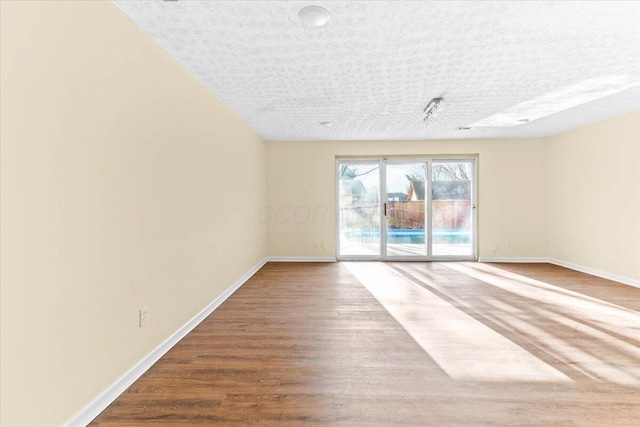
top-left (383, 202), bottom-right (387, 216)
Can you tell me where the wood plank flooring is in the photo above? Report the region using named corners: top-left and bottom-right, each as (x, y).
top-left (91, 262), bottom-right (640, 426)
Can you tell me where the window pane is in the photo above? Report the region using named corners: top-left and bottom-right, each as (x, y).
top-left (339, 163), bottom-right (380, 256)
top-left (386, 163), bottom-right (426, 256)
top-left (432, 161), bottom-right (473, 256)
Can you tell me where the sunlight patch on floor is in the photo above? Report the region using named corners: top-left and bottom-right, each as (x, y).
top-left (345, 262), bottom-right (571, 383)
top-left (442, 262), bottom-right (640, 386)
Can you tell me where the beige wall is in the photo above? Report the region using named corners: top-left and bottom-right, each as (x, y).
top-left (548, 110), bottom-right (640, 281)
top-left (266, 113), bottom-right (640, 283)
top-left (0, 2), bottom-right (267, 426)
top-left (266, 139), bottom-right (549, 259)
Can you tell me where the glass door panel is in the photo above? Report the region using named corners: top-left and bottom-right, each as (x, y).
top-left (338, 162), bottom-right (381, 257)
top-left (431, 161), bottom-right (473, 257)
top-left (385, 163), bottom-right (427, 257)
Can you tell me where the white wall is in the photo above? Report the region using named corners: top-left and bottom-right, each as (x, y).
top-left (548, 110), bottom-right (640, 282)
top-left (266, 139), bottom-right (548, 259)
top-left (0, 2), bottom-right (267, 426)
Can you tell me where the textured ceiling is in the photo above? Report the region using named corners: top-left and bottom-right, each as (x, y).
top-left (113, 1), bottom-right (640, 141)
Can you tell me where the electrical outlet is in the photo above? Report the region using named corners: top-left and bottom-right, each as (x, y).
top-left (321, 241), bottom-right (327, 249)
top-left (139, 307), bottom-right (148, 328)
top-left (505, 239), bottom-right (512, 246)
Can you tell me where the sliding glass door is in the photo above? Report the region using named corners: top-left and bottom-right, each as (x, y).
top-left (385, 162), bottom-right (427, 257)
top-left (337, 158), bottom-right (476, 260)
top-left (337, 161), bottom-right (381, 257)
top-left (431, 160), bottom-right (474, 257)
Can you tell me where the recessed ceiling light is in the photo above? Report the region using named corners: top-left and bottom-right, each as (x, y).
top-left (457, 127), bottom-right (472, 130)
top-left (320, 121), bottom-right (334, 127)
top-left (299, 6), bottom-right (330, 27)
top-left (467, 76), bottom-right (639, 127)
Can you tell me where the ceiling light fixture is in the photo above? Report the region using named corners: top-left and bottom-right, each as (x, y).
top-left (320, 121), bottom-right (334, 127)
top-left (467, 76), bottom-right (639, 128)
top-left (299, 6), bottom-right (330, 27)
top-left (423, 98), bottom-right (445, 124)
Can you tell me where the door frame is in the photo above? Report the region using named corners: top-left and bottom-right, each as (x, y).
top-left (336, 157), bottom-right (478, 261)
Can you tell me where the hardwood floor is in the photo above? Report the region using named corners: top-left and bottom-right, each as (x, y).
top-left (91, 262), bottom-right (640, 426)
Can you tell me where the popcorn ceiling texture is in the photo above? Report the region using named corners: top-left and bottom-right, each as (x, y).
top-left (114, 1), bottom-right (640, 141)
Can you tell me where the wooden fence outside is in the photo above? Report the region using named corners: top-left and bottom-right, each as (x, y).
top-left (388, 200), bottom-right (471, 229)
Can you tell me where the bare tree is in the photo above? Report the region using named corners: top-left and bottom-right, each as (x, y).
top-left (432, 163), bottom-right (471, 181)
top-left (340, 165), bottom-right (379, 180)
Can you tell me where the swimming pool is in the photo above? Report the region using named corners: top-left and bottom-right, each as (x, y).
top-left (343, 228), bottom-right (471, 244)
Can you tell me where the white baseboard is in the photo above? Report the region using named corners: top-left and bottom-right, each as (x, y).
top-left (478, 257), bottom-right (549, 263)
top-left (548, 258), bottom-right (640, 289)
top-left (478, 256), bottom-right (639, 289)
top-left (62, 257), bottom-right (268, 427)
top-left (267, 257), bottom-right (337, 262)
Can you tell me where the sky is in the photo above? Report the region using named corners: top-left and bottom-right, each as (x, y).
top-left (354, 164), bottom-right (425, 194)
